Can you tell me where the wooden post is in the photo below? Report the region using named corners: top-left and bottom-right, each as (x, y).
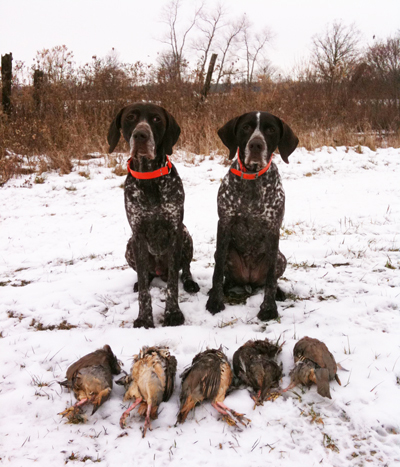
top-left (33, 69), bottom-right (45, 111)
top-left (1, 53), bottom-right (13, 115)
top-left (201, 53), bottom-right (218, 100)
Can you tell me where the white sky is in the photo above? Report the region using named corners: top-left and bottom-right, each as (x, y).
top-left (2, 0), bottom-right (400, 75)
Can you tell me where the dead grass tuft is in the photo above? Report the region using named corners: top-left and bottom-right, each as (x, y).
top-left (30, 318), bottom-right (77, 331)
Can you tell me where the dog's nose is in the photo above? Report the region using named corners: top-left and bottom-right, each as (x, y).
top-left (132, 129), bottom-right (149, 142)
top-left (249, 137), bottom-right (265, 152)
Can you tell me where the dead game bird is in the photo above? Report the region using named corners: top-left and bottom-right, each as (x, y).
top-left (233, 339), bottom-right (283, 406)
top-left (59, 345), bottom-right (122, 421)
top-left (117, 346), bottom-right (177, 437)
top-left (282, 336), bottom-right (342, 399)
top-left (177, 348), bottom-right (250, 428)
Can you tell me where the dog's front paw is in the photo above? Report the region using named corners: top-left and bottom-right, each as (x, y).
top-left (134, 314), bottom-right (155, 329)
top-left (183, 279), bottom-right (200, 294)
top-left (257, 301), bottom-right (278, 321)
top-left (163, 309), bottom-right (185, 327)
top-left (206, 290), bottom-right (225, 315)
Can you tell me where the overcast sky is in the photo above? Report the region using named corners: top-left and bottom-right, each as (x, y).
top-left (2, 0), bottom-right (399, 74)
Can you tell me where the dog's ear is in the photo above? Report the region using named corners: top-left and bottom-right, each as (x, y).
top-left (217, 116), bottom-right (241, 160)
top-left (107, 108), bottom-right (125, 153)
top-left (162, 108), bottom-right (181, 155)
top-left (278, 120), bottom-right (299, 164)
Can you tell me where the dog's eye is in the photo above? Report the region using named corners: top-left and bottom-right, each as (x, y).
top-left (242, 124), bottom-right (251, 131)
top-left (265, 127), bottom-right (276, 134)
top-left (152, 116), bottom-right (161, 123)
top-left (126, 114), bottom-right (137, 122)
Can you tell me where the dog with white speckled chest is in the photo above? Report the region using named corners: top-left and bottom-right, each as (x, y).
top-left (206, 111), bottom-right (298, 321)
top-left (108, 103), bottom-right (199, 329)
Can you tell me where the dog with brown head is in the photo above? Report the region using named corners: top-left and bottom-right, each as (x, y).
top-left (108, 103), bottom-right (199, 329)
top-left (207, 111), bottom-right (298, 321)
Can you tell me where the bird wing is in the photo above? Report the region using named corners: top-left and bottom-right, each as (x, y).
top-left (72, 365), bottom-right (112, 396)
top-left (181, 351), bottom-right (222, 402)
top-left (233, 346), bottom-right (255, 387)
top-left (294, 337), bottom-right (337, 377)
top-left (66, 349), bottom-right (109, 381)
top-left (320, 349), bottom-right (338, 379)
top-left (163, 355), bottom-right (177, 402)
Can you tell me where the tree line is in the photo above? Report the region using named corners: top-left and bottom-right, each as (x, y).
top-left (0, 0), bottom-right (399, 182)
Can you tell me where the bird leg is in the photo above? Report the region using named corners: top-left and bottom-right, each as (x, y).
top-left (141, 403), bottom-right (153, 438)
top-left (76, 397), bottom-right (90, 407)
top-left (119, 397), bottom-right (143, 428)
top-left (251, 390), bottom-right (263, 408)
top-left (281, 381), bottom-right (297, 393)
top-left (212, 402), bottom-right (250, 428)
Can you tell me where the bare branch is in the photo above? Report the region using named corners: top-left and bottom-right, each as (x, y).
top-left (158, 0), bottom-right (203, 81)
top-left (242, 19), bottom-right (273, 85)
top-left (311, 21), bottom-right (361, 86)
top-left (215, 14), bottom-right (246, 85)
top-left (192, 3), bottom-right (226, 83)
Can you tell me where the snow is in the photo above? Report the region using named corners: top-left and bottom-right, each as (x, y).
top-left (1, 146), bottom-right (400, 466)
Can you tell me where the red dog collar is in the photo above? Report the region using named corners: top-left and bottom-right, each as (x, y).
top-left (127, 156), bottom-right (172, 180)
top-left (230, 149), bottom-right (273, 180)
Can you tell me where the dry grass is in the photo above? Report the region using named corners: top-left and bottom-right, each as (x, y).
top-left (1, 63), bottom-right (399, 182)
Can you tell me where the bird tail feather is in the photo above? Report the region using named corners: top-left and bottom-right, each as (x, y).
top-left (137, 401), bottom-right (158, 420)
top-left (177, 396), bottom-right (196, 424)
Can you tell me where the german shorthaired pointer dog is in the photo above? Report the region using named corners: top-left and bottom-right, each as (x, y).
top-left (108, 103), bottom-right (199, 329)
top-left (206, 111), bottom-right (298, 321)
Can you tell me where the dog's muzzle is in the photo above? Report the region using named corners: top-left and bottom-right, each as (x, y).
top-left (245, 135), bottom-right (268, 169)
top-left (129, 122), bottom-right (156, 159)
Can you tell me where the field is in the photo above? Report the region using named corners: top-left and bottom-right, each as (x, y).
top-left (1, 146), bottom-right (400, 466)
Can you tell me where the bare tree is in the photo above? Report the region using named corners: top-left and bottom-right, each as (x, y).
top-left (156, 50), bottom-right (189, 83)
top-left (159, 0), bottom-right (203, 82)
top-left (192, 3), bottom-right (225, 84)
top-left (242, 20), bottom-right (273, 85)
top-left (365, 31), bottom-right (400, 107)
top-left (311, 21), bottom-right (361, 87)
top-left (215, 14), bottom-right (246, 86)
top-left (366, 31), bottom-right (400, 80)
top-left (256, 57), bottom-right (276, 81)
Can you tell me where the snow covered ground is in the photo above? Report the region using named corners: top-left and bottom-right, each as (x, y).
top-left (1, 146), bottom-right (399, 466)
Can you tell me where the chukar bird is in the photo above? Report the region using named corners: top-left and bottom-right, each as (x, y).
top-left (118, 346), bottom-right (177, 437)
top-left (59, 345), bottom-right (122, 421)
top-left (282, 336), bottom-right (341, 399)
top-left (233, 339), bottom-right (283, 406)
top-left (177, 348), bottom-right (250, 428)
